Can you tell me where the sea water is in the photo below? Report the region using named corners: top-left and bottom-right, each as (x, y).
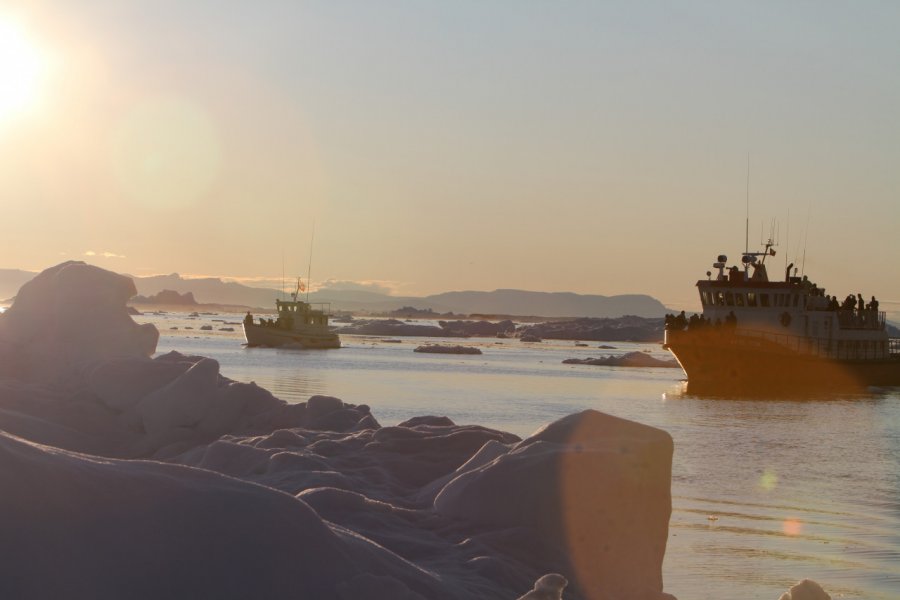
top-left (145, 312), bottom-right (900, 600)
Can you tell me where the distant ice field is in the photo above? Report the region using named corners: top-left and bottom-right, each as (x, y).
top-left (143, 311), bottom-right (900, 600)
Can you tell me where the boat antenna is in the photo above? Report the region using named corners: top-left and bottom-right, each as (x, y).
top-left (281, 249), bottom-right (285, 301)
top-left (785, 208), bottom-right (790, 274)
top-left (306, 221), bottom-right (315, 303)
top-left (745, 154), bottom-right (750, 255)
top-left (800, 200), bottom-right (812, 276)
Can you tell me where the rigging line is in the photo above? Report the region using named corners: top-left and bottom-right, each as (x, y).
top-left (306, 221), bottom-right (316, 303)
top-left (800, 200), bottom-right (812, 277)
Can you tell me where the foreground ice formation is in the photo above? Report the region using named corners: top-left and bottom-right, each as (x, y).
top-left (0, 262), bottom-right (158, 383)
top-left (0, 262), bottom-right (679, 599)
top-left (434, 411), bottom-right (673, 600)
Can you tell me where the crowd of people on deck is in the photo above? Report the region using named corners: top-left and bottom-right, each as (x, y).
top-left (665, 289), bottom-right (881, 332)
top-left (797, 277), bottom-right (880, 315)
top-left (665, 310), bottom-right (737, 331)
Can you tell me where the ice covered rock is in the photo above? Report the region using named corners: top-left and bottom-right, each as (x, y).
top-left (135, 357), bottom-right (220, 434)
top-left (336, 574), bottom-right (427, 600)
top-left (516, 573), bottom-right (568, 600)
top-left (307, 394), bottom-right (345, 419)
top-left (0, 262), bottom-right (158, 382)
top-left (562, 352), bottom-right (680, 368)
top-left (434, 409), bottom-right (673, 600)
top-left (414, 344), bottom-right (482, 354)
top-left (0, 430), bottom-right (452, 600)
top-left (86, 357), bottom-right (189, 411)
top-left (778, 579), bottom-right (831, 600)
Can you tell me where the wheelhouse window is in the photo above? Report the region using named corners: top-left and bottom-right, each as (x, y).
top-left (716, 291), bottom-right (726, 306)
top-left (725, 292), bottom-right (734, 306)
top-left (760, 293), bottom-right (770, 307)
top-left (747, 292), bottom-right (757, 307)
top-left (734, 293), bottom-right (745, 307)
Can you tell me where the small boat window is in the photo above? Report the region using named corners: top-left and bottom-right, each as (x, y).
top-left (747, 292), bottom-right (757, 307)
top-left (725, 292), bottom-right (734, 306)
top-left (716, 291), bottom-right (726, 306)
top-left (793, 294), bottom-right (800, 307)
top-left (760, 293), bottom-right (770, 307)
top-left (734, 293), bottom-right (745, 307)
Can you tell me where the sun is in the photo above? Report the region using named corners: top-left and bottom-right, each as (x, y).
top-left (0, 16), bottom-right (45, 121)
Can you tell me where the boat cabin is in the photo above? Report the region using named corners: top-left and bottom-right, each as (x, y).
top-left (681, 243), bottom-right (893, 361)
top-left (275, 298), bottom-right (331, 327)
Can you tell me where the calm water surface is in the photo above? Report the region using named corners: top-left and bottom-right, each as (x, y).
top-left (146, 313), bottom-right (900, 600)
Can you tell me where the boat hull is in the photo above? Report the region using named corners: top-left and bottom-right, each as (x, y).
top-left (243, 323), bottom-right (340, 349)
top-left (665, 329), bottom-right (900, 394)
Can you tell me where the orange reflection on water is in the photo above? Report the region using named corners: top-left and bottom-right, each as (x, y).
top-left (782, 518), bottom-right (803, 536)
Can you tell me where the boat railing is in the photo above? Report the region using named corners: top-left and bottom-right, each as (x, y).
top-left (310, 302), bottom-right (332, 315)
top-left (835, 310), bottom-right (885, 331)
top-left (666, 328), bottom-right (897, 361)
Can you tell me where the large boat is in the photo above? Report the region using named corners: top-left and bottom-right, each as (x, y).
top-left (242, 286), bottom-right (340, 349)
top-left (663, 241), bottom-right (900, 393)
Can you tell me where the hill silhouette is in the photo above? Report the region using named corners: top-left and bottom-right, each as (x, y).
top-left (0, 270), bottom-right (667, 318)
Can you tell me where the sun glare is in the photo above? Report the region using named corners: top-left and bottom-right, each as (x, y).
top-left (0, 17), bottom-right (45, 121)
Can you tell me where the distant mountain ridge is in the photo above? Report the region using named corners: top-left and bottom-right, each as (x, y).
top-left (0, 268), bottom-right (668, 318)
top-left (424, 289), bottom-right (666, 318)
top-left (0, 269), bottom-right (40, 301)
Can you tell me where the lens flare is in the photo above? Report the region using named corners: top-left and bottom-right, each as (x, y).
top-left (111, 95), bottom-right (221, 210)
top-left (759, 469), bottom-right (778, 491)
top-left (0, 16), bottom-right (46, 121)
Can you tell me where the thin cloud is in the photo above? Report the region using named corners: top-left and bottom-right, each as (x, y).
top-left (84, 250), bottom-right (126, 259)
top-left (316, 279), bottom-right (399, 295)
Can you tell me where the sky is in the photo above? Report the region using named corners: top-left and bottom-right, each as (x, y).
top-left (1, 1), bottom-right (898, 312)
